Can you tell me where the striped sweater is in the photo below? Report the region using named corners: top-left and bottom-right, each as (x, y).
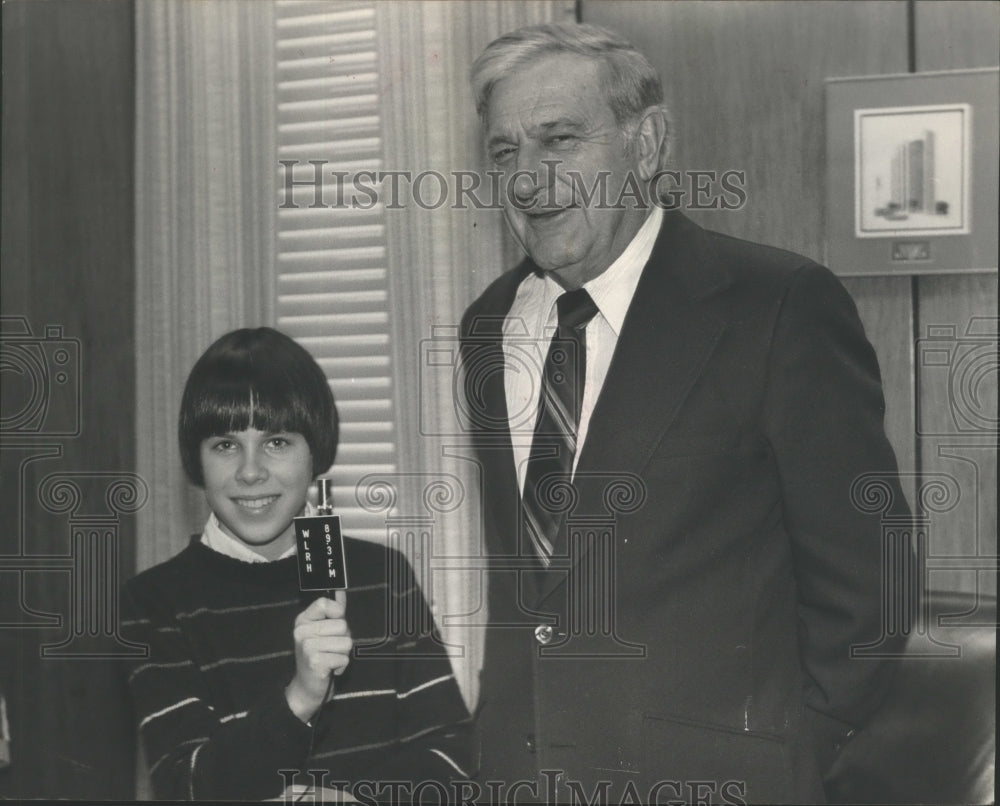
top-left (121, 536), bottom-right (471, 800)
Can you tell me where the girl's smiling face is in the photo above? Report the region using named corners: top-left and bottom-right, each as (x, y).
top-left (200, 427), bottom-right (313, 559)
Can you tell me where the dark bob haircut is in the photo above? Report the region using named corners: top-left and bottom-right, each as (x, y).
top-left (178, 327), bottom-right (338, 487)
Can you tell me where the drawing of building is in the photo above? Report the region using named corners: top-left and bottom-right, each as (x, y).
top-left (883, 129), bottom-right (936, 217)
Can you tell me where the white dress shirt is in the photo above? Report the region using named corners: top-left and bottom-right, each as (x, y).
top-left (200, 502), bottom-right (313, 562)
top-left (504, 205), bottom-right (663, 494)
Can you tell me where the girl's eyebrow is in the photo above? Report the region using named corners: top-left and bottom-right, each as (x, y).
top-left (204, 433), bottom-right (234, 444)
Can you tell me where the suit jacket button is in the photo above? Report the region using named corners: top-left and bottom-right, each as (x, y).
top-left (534, 624), bottom-right (554, 645)
top-left (525, 733), bottom-right (536, 754)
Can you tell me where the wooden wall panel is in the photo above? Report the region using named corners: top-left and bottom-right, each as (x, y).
top-left (915, 276), bottom-right (998, 598)
top-left (582, 1), bottom-right (918, 495)
top-left (581, 1), bottom-right (1000, 598)
top-left (582, 0), bottom-right (908, 262)
top-left (0, 0), bottom-right (136, 798)
top-left (842, 276), bottom-right (917, 501)
top-left (915, 0), bottom-right (1000, 71)
top-left (913, 0), bottom-right (999, 597)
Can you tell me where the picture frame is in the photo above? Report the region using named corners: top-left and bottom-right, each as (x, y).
top-left (826, 68), bottom-right (998, 276)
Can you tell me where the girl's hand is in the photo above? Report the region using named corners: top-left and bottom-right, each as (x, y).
top-left (285, 590), bottom-right (351, 722)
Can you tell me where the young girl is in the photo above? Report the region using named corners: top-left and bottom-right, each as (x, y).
top-left (121, 327), bottom-right (471, 801)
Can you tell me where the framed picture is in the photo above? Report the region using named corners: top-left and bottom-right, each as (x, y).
top-left (856, 103), bottom-right (970, 238)
top-left (826, 68), bottom-right (998, 276)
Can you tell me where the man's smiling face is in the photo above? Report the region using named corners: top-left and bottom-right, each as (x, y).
top-left (484, 53), bottom-right (649, 289)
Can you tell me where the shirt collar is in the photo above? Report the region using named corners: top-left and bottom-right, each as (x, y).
top-left (585, 205), bottom-right (663, 335)
top-left (200, 502), bottom-right (313, 563)
top-left (540, 205), bottom-right (663, 335)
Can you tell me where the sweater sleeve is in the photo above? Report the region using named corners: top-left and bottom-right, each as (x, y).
top-left (347, 551), bottom-right (474, 797)
top-left (120, 579), bottom-right (312, 800)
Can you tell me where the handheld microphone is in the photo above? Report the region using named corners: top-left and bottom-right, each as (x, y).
top-left (292, 479), bottom-right (347, 780)
top-left (294, 478), bottom-right (348, 592)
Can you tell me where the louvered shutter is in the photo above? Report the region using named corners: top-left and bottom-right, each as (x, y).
top-left (275, 1), bottom-right (394, 541)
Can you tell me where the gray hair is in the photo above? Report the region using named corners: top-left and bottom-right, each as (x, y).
top-left (470, 22), bottom-right (671, 169)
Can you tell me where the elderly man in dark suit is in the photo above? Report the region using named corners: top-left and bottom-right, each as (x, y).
top-left (458, 22), bottom-right (907, 805)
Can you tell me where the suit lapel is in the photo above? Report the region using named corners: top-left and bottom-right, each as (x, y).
top-left (462, 261), bottom-right (534, 560)
top-left (536, 212), bottom-right (733, 606)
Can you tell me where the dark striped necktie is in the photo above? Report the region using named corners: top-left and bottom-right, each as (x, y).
top-left (522, 288), bottom-right (600, 566)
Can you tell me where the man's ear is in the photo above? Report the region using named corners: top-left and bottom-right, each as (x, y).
top-left (632, 106), bottom-right (667, 181)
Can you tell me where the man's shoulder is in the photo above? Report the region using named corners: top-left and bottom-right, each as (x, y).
top-left (637, 211), bottom-right (829, 304)
top-left (697, 225), bottom-right (819, 283)
top-left (682, 223), bottom-right (860, 330)
top-left (460, 259), bottom-right (532, 335)
top-left (674, 218), bottom-right (843, 309)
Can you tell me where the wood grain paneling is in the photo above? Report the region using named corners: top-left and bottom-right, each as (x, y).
top-left (842, 276), bottom-right (917, 502)
top-left (582, 1), bottom-right (919, 510)
top-left (915, 276), bottom-right (998, 598)
top-left (0, 0), bottom-right (136, 798)
top-left (914, 0), bottom-right (998, 598)
top-left (582, 0), bottom-right (909, 262)
top-left (915, 0), bottom-right (1000, 72)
